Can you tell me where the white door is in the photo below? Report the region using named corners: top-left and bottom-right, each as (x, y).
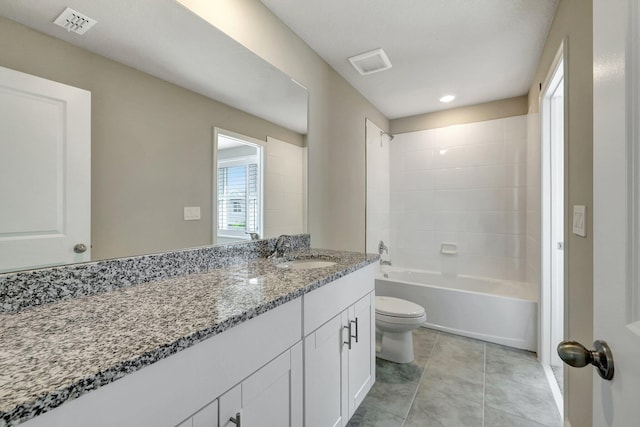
top-left (592, 0), bottom-right (640, 425)
top-left (0, 66), bottom-right (90, 272)
top-left (541, 49), bottom-right (566, 374)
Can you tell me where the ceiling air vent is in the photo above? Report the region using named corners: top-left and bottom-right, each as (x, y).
top-left (348, 48), bottom-right (392, 76)
top-left (53, 7), bottom-right (97, 35)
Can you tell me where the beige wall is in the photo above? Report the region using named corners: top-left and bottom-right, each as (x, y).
top-left (390, 95), bottom-right (529, 135)
top-left (264, 136), bottom-right (307, 239)
top-left (0, 16), bottom-right (304, 260)
top-left (527, 0), bottom-right (594, 425)
top-left (179, 0), bottom-right (390, 252)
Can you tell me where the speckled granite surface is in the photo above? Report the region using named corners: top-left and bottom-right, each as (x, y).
top-left (0, 245), bottom-right (378, 427)
top-left (0, 234), bottom-right (310, 313)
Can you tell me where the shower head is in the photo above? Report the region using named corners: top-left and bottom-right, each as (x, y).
top-left (380, 131), bottom-right (394, 141)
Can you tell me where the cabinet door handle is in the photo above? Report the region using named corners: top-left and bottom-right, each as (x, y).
top-left (350, 318), bottom-right (359, 343)
top-left (343, 323), bottom-right (352, 349)
top-left (229, 412), bottom-right (241, 426)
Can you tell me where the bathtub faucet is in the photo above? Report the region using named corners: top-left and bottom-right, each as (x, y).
top-left (380, 259), bottom-right (392, 266)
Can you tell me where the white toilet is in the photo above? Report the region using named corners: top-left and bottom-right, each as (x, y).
top-left (375, 296), bottom-right (426, 363)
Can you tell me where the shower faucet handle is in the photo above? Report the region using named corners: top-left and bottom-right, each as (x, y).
top-left (378, 240), bottom-right (388, 255)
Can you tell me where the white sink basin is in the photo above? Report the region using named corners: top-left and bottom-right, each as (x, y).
top-left (275, 259), bottom-right (337, 270)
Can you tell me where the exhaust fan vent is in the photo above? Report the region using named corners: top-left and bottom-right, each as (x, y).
top-left (348, 48), bottom-right (392, 76)
top-left (53, 7), bottom-right (97, 35)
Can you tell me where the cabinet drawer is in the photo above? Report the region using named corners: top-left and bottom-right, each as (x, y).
top-left (303, 264), bottom-right (375, 335)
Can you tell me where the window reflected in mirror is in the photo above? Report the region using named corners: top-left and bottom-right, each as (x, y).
top-left (215, 131), bottom-right (264, 244)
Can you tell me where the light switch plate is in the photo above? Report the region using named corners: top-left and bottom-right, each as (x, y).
top-left (184, 206), bottom-right (201, 221)
top-left (572, 205), bottom-right (586, 237)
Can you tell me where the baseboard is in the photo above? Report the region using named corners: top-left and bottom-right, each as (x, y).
top-left (420, 323), bottom-right (536, 351)
top-left (541, 363), bottom-right (564, 418)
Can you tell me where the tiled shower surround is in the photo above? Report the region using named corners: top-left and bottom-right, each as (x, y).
top-left (390, 115), bottom-right (528, 281)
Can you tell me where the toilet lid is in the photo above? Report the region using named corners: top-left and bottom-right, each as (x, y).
top-left (375, 296), bottom-right (425, 318)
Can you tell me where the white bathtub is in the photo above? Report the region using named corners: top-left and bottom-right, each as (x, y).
top-left (376, 268), bottom-right (538, 351)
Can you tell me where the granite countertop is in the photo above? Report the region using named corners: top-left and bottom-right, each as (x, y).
top-left (0, 249), bottom-right (378, 427)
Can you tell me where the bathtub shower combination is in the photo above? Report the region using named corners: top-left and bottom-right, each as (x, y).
top-left (376, 268), bottom-right (538, 351)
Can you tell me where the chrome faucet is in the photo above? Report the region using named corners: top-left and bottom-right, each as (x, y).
top-left (245, 232), bottom-right (260, 241)
top-left (378, 241), bottom-right (391, 265)
top-left (270, 235), bottom-right (292, 258)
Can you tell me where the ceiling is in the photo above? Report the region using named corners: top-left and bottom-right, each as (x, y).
top-left (0, 0), bottom-right (308, 134)
top-left (261, 0), bottom-right (559, 119)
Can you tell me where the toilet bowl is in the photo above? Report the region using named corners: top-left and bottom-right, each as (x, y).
top-left (375, 296), bottom-right (426, 363)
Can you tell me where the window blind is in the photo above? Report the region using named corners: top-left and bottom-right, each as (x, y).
top-left (217, 163), bottom-right (258, 232)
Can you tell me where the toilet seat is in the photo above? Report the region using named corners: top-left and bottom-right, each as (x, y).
top-left (375, 296), bottom-right (425, 319)
top-left (376, 312), bottom-right (427, 326)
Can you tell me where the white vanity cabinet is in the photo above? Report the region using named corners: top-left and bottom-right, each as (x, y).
top-left (22, 298), bottom-right (302, 427)
top-left (19, 263), bottom-right (376, 427)
top-left (177, 399), bottom-right (218, 427)
top-left (178, 342), bottom-right (303, 427)
top-left (218, 343), bottom-right (303, 427)
top-left (303, 264), bottom-right (376, 427)
top-left (346, 293), bottom-right (376, 413)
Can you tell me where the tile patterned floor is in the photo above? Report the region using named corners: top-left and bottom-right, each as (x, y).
top-left (347, 328), bottom-right (562, 427)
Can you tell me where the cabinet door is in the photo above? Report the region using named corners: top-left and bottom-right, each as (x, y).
top-left (220, 342), bottom-right (302, 427)
top-left (304, 313), bottom-right (349, 427)
top-left (347, 292), bottom-right (375, 419)
top-left (192, 399), bottom-right (218, 427)
top-left (174, 398), bottom-right (217, 427)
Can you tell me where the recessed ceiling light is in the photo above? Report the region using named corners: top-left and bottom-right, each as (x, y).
top-left (439, 95), bottom-right (456, 103)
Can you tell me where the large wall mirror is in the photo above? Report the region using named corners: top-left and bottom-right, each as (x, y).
top-left (0, 0), bottom-right (308, 273)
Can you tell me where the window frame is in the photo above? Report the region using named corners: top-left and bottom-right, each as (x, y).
top-left (217, 155), bottom-right (260, 238)
top-left (213, 128), bottom-right (265, 243)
